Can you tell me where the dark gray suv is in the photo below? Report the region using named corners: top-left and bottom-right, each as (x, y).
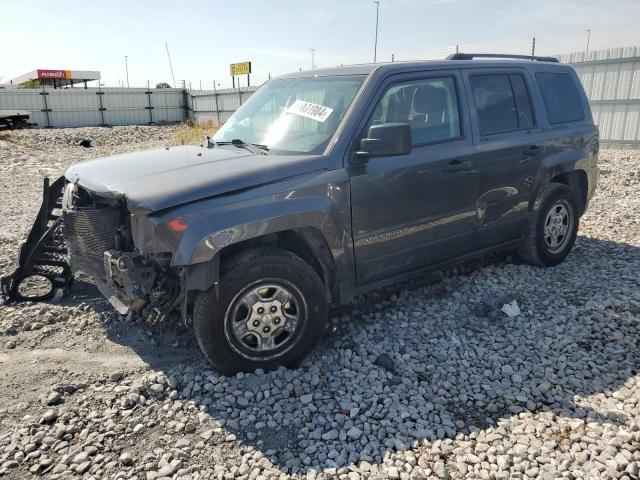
top-left (2, 53), bottom-right (599, 374)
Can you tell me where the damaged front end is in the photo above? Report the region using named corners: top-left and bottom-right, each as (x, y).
top-left (2, 177), bottom-right (182, 317)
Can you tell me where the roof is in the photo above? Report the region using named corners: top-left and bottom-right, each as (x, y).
top-left (276, 57), bottom-right (567, 79)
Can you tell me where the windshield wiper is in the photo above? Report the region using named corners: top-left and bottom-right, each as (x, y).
top-left (215, 138), bottom-right (269, 155)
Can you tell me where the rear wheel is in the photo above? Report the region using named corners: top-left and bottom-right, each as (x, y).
top-left (518, 183), bottom-right (579, 266)
top-left (193, 248), bottom-right (328, 375)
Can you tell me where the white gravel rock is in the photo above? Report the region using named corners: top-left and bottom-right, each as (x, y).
top-left (0, 131), bottom-right (639, 479)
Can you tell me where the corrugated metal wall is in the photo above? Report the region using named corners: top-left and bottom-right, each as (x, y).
top-left (0, 87), bottom-right (185, 128)
top-left (187, 87), bottom-right (259, 124)
top-left (2, 46), bottom-right (639, 144)
top-left (557, 46), bottom-right (640, 145)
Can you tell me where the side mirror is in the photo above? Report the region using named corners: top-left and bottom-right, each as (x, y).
top-left (352, 123), bottom-right (412, 164)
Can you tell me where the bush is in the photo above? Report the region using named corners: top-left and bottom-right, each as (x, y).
top-left (175, 120), bottom-right (220, 145)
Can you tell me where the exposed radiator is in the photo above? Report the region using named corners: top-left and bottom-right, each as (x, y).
top-left (63, 206), bottom-right (120, 279)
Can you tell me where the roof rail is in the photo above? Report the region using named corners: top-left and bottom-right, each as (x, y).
top-left (446, 53), bottom-right (559, 63)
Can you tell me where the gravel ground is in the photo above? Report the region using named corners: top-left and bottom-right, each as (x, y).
top-left (0, 126), bottom-right (639, 480)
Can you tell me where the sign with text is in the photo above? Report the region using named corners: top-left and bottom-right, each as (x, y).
top-left (37, 69), bottom-right (71, 80)
top-left (286, 100), bottom-right (334, 123)
top-left (230, 62), bottom-right (252, 76)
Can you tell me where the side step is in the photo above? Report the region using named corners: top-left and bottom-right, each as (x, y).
top-left (1, 177), bottom-right (74, 302)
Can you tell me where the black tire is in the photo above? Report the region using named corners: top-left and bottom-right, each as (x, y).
top-left (518, 182), bottom-right (579, 267)
top-left (193, 247), bottom-right (328, 375)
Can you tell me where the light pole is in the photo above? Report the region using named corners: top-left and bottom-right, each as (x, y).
top-left (585, 29), bottom-right (591, 53)
top-left (165, 42), bottom-right (177, 88)
top-left (531, 36), bottom-right (536, 56)
top-left (373, 1), bottom-right (380, 63)
top-left (310, 48), bottom-right (316, 70)
top-left (125, 55), bottom-right (129, 88)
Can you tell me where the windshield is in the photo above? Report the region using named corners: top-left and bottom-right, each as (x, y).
top-left (213, 75), bottom-right (365, 155)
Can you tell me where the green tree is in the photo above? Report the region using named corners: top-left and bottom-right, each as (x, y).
top-left (155, 82), bottom-right (171, 89)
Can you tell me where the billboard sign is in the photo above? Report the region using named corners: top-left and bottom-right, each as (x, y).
top-left (230, 62), bottom-right (251, 76)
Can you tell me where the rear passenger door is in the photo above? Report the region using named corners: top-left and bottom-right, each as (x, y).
top-left (462, 68), bottom-right (547, 248)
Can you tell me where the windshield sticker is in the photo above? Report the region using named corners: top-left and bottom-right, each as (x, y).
top-left (286, 100), bottom-right (334, 123)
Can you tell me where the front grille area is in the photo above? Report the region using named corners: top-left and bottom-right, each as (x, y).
top-left (63, 206), bottom-right (120, 278)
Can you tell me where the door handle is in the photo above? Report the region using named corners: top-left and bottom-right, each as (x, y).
top-left (444, 159), bottom-right (471, 172)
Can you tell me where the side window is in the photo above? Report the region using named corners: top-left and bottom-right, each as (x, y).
top-left (470, 73), bottom-right (535, 136)
top-left (367, 77), bottom-right (461, 146)
top-left (536, 72), bottom-right (584, 124)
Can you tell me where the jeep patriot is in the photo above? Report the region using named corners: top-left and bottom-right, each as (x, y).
top-left (2, 53), bottom-right (599, 374)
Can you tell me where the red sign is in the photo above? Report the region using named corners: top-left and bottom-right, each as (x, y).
top-left (37, 69), bottom-right (70, 79)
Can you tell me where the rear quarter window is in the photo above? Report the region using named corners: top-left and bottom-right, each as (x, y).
top-left (536, 72), bottom-right (584, 124)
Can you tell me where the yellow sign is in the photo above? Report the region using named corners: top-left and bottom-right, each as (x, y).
top-left (230, 62), bottom-right (252, 76)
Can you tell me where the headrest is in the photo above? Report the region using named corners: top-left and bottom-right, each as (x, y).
top-left (413, 85), bottom-right (447, 114)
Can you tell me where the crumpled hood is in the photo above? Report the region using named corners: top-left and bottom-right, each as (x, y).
top-left (64, 145), bottom-right (327, 214)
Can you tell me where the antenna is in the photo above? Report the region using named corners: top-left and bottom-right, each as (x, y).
top-left (165, 42), bottom-right (176, 88)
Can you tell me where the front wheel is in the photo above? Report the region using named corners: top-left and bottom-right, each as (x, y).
top-left (193, 248), bottom-right (328, 375)
top-left (518, 183), bottom-right (579, 267)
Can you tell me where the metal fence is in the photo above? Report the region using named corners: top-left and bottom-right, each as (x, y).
top-left (557, 46), bottom-right (640, 145)
top-left (0, 87), bottom-right (185, 128)
top-left (2, 46), bottom-right (639, 144)
top-left (187, 86), bottom-right (259, 124)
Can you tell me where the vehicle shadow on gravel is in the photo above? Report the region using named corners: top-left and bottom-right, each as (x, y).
top-left (97, 235), bottom-right (639, 475)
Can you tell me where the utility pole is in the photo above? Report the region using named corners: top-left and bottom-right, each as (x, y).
top-left (455, 44), bottom-right (459, 54)
top-left (391, 53), bottom-right (395, 62)
top-left (373, 1), bottom-right (380, 63)
top-left (310, 48), bottom-right (316, 70)
top-left (531, 36), bottom-right (536, 56)
top-left (585, 29), bottom-right (591, 53)
top-left (165, 42), bottom-right (177, 88)
top-left (125, 56), bottom-right (129, 88)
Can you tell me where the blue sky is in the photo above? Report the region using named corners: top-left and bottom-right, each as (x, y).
top-left (1, 0), bottom-right (638, 88)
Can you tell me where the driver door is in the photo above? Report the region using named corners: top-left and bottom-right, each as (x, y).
top-left (348, 71), bottom-right (479, 284)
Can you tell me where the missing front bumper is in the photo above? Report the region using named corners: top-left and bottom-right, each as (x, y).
top-left (102, 250), bottom-right (157, 314)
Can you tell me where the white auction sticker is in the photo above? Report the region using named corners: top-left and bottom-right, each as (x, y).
top-left (286, 100), bottom-right (334, 123)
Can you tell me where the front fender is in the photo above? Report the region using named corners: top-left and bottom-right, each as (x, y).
top-left (133, 169), bottom-right (356, 299)
top-left (180, 198), bottom-right (346, 266)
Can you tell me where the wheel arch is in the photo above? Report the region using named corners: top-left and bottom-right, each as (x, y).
top-left (218, 227), bottom-right (338, 302)
top-left (549, 169), bottom-right (588, 216)
top-left (531, 167), bottom-right (589, 217)
top-left (184, 226), bottom-right (342, 306)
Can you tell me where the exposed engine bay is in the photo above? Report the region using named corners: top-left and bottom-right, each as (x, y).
top-left (1, 177), bottom-right (182, 318)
